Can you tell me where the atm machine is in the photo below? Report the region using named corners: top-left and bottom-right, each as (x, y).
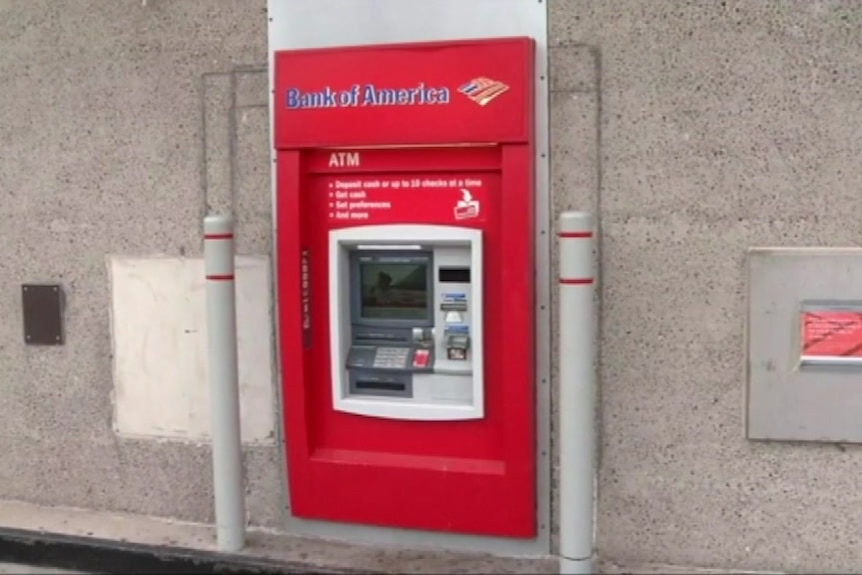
top-left (274, 37), bottom-right (536, 537)
top-left (329, 224), bottom-right (483, 421)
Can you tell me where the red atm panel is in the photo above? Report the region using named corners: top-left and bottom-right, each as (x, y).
top-left (274, 38), bottom-right (536, 537)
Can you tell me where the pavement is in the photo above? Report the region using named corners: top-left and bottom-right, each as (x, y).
top-left (0, 564), bottom-right (82, 574)
top-left (0, 499), bottom-right (557, 574)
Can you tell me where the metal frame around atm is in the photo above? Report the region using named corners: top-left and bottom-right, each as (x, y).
top-left (328, 224), bottom-right (484, 421)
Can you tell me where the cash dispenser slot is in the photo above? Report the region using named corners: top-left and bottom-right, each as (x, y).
top-left (351, 373), bottom-right (411, 397)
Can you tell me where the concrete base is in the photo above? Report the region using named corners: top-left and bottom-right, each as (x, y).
top-left (0, 500), bottom-right (556, 574)
top-left (600, 562), bottom-right (785, 575)
top-left (559, 556), bottom-right (594, 574)
top-left (0, 499), bottom-right (790, 574)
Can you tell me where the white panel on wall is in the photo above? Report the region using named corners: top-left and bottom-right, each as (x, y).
top-left (108, 255), bottom-right (275, 444)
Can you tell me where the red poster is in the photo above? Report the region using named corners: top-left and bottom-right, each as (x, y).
top-left (317, 173), bottom-right (492, 225)
top-left (801, 311), bottom-right (862, 358)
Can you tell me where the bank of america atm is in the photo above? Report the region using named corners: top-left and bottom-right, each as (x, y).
top-left (273, 37), bottom-right (536, 538)
top-left (329, 225), bottom-right (483, 421)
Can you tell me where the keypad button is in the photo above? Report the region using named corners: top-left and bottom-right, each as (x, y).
top-left (373, 347), bottom-right (409, 369)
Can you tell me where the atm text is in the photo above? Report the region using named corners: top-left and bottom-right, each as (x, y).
top-left (286, 83), bottom-right (451, 110)
top-left (329, 152), bottom-right (360, 168)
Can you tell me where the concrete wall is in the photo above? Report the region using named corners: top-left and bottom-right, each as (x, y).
top-left (0, 0), bottom-right (282, 528)
top-left (552, 0), bottom-right (862, 573)
top-left (4, 0), bottom-right (862, 572)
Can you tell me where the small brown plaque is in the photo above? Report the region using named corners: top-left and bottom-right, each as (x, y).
top-left (22, 284), bottom-right (64, 345)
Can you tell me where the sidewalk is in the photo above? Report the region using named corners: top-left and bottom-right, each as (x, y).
top-left (0, 500), bottom-right (556, 574)
top-left (0, 564), bottom-right (82, 574)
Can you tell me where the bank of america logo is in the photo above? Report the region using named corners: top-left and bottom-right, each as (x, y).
top-left (458, 77), bottom-right (510, 106)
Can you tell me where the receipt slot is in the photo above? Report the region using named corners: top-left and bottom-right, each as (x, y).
top-left (330, 225), bottom-right (483, 420)
top-left (274, 38), bottom-right (536, 538)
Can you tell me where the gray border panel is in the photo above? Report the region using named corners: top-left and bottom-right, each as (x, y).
top-left (747, 247), bottom-right (862, 443)
top-left (267, 0), bottom-right (550, 556)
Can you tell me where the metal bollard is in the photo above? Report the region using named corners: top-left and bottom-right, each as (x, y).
top-left (557, 211), bottom-right (597, 575)
top-left (203, 214), bottom-right (246, 552)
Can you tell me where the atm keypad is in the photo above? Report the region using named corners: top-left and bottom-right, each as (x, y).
top-left (373, 347), bottom-right (410, 369)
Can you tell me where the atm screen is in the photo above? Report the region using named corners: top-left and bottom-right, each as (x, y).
top-left (359, 258), bottom-right (429, 321)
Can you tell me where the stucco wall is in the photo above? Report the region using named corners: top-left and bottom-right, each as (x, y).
top-left (0, 0), bottom-right (282, 528)
top-left (552, 1), bottom-right (862, 572)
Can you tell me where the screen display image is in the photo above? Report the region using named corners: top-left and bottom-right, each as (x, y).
top-left (359, 259), bottom-right (429, 321)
